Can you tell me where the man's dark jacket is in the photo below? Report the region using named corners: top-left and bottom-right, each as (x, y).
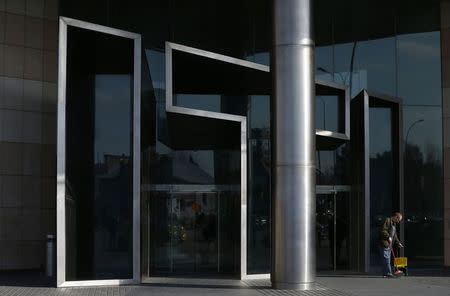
top-left (380, 217), bottom-right (400, 248)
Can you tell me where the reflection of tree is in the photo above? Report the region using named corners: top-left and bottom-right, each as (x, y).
top-left (405, 143), bottom-right (442, 219)
top-left (370, 150), bottom-right (394, 216)
top-left (317, 143), bottom-right (352, 185)
top-left (404, 142), bottom-right (442, 262)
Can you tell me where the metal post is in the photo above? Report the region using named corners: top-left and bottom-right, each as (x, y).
top-left (333, 191), bottom-right (337, 272)
top-left (272, 0), bottom-right (316, 290)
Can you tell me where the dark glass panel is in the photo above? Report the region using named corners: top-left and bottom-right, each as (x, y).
top-left (333, 37), bottom-right (396, 98)
top-left (60, 0), bottom-right (109, 25)
top-left (368, 0), bottom-right (395, 39)
top-left (397, 31), bottom-right (443, 267)
top-left (247, 138), bottom-right (271, 274)
top-left (397, 32), bottom-right (442, 106)
top-left (146, 191), bottom-right (239, 275)
top-left (316, 46), bottom-right (334, 82)
top-left (171, 0), bottom-right (253, 59)
top-left (314, 0), bottom-right (333, 82)
top-left (403, 106), bottom-right (443, 267)
top-left (315, 192), bottom-right (351, 271)
top-left (316, 194), bottom-right (334, 271)
top-left (172, 50), bottom-right (269, 116)
top-left (369, 107), bottom-right (395, 267)
top-left (316, 144), bottom-right (352, 186)
top-left (335, 192), bottom-right (351, 270)
top-left (333, 0), bottom-right (368, 44)
top-left (247, 95), bottom-right (271, 274)
top-left (354, 38), bottom-right (396, 96)
top-left (65, 26), bottom-right (134, 280)
top-left (396, 0), bottom-right (440, 35)
top-left (315, 95), bottom-right (340, 132)
top-left (333, 42), bottom-right (354, 88)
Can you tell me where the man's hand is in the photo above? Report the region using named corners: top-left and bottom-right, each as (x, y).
top-left (398, 242), bottom-right (404, 248)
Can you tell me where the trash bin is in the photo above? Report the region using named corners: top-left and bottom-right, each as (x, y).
top-left (46, 235), bottom-right (55, 277)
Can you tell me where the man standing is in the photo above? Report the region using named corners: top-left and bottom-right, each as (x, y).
top-left (380, 212), bottom-right (404, 278)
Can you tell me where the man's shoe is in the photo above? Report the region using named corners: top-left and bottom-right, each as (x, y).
top-left (383, 273), bottom-right (394, 278)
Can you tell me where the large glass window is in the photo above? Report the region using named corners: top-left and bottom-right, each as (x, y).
top-left (248, 95), bottom-right (271, 274)
top-left (315, 0), bottom-right (443, 268)
top-left (369, 107), bottom-right (395, 266)
top-left (61, 0), bottom-right (445, 273)
top-left (141, 45), bottom-right (243, 276)
top-left (65, 26), bottom-right (134, 280)
top-left (397, 32), bottom-right (443, 267)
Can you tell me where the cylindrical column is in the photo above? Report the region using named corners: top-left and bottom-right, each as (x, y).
top-left (272, 0), bottom-right (316, 290)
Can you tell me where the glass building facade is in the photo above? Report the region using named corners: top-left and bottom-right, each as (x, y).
top-left (0, 0), bottom-right (448, 287)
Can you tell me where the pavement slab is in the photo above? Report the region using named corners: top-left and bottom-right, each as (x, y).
top-left (0, 275), bottom-right (449, 296)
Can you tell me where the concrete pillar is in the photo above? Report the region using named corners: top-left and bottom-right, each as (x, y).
top-left (272, 0), bottom-right (316, 290)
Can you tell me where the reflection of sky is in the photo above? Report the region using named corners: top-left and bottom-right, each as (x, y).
top-left (397, 32), bottom-right (442, 106)
top-left (316, 95), bottom-right (340, 132)
top-left (316, 31), bottom-right (442, 161)
top-left (250, 95), bottom-right (270, 130)
top-left (145, 49), bottom-right (165, 88)
top-left (369, 108), bottom-right (392, 156)
top-left (175, 94), bottom-right (221, 112)
top-left (403, 106), bottom-right (442, 161)
top-left (398, 32), bottom-right (442, 160)
top-left (95, 75), bottom-right (131, 163)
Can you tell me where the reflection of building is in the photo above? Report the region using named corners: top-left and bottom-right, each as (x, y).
top-left (0, 0), bottom-right (448, 290)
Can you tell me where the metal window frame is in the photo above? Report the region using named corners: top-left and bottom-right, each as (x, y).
top-left (165, 42), bottom-right (350, 279)
top-left (165, 42), bottom-right (255, 279)
top-left (57, 17), bottom-right (141, 287)
top-left (351, 89), bottom-right (403, 273)
top-left (315, 79), bottom-right (350, 142)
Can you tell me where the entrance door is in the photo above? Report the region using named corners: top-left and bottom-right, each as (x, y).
top-left (146, 190), bottom-right (239, 276)
top-left (316, 188), bottom-right (351, 271)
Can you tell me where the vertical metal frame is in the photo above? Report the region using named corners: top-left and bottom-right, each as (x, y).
top-left (57, 17), bottom-right (141, 287)
top-left (351, 90), bottom-right (403, 273)
top-left (165, 42), bottom-right (259, 279)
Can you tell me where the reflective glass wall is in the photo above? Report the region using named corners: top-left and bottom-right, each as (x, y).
top-left (61, 0), bottom-right (444, 274)
top-left (315, 0), bottom-right (443, 267)
top-left (64, 26), bottom-right (134, 280)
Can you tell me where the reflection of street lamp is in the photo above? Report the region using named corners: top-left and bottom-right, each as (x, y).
top-left (404, 118), bottom-right (424, 255)
top-left (405, 119), bottom-right (424, 151)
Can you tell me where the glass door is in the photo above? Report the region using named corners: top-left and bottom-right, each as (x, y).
top-left (145, 190), bottom-right (239, 276)
top-left (171, 192), bottom-right (218, 273)
top-left (316, 189), bottom-right (351, 271)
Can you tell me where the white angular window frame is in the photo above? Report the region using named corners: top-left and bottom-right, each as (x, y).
top-left (56, 17), bottom-right (141, 287)
top-left (164, 42), bottom-right (350, 279)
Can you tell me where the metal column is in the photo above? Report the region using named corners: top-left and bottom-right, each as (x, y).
top-left (272, 0), bottom-right (316, 290)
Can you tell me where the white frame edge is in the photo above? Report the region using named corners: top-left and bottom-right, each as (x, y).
top-left (57, 16), bottom-right (141, 287)
top-left (165, 42), bottom-right (249, 279)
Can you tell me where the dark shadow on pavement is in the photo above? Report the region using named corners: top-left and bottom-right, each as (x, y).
top-left (0, 270), bottom-right (55, 287)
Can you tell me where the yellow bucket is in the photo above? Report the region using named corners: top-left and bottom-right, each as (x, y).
top-left (394, 257), bottom-right (408, 268)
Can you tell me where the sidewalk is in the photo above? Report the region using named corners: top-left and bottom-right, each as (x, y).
top-left (317, 275), bottom-right (450, 296)
top-left (0, 275), bottom-right (449, 296)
